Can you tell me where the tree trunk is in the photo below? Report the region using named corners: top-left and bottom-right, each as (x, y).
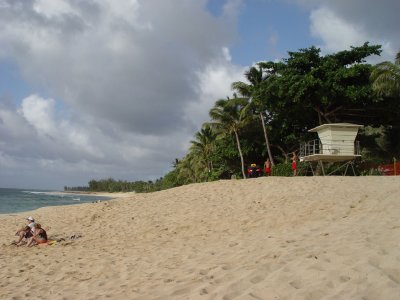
top-left (314, 106), bottom-right (334, 124)
top-left (234, 130), bottom-right (247, 179)
top-left (205, 154), bottom-right (211, 173)
top-left (271, 144), bottom-right (289, 163)
top-left (318, 110), bottom-right (322, 125)
top-left (260, 112), bottom-right (275, 166)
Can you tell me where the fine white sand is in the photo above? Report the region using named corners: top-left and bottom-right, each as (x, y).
top-left (1, 176), bottom-right (400, 299)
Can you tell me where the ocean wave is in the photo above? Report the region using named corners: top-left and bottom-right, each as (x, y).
top-left (22, 191), bottom-right (54, 195)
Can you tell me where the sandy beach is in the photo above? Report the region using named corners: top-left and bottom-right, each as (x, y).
top-left (1, 176), bottom-right (400, 299)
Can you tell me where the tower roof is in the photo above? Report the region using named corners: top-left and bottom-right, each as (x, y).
top-left (308, 123), bottom-right (363, 133)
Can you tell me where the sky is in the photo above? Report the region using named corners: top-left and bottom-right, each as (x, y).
top-left (0, 0), bottom-right (399, 189)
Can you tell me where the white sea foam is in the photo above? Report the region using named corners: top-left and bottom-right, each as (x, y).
top-left (22, 191), bottom-right (49, 194)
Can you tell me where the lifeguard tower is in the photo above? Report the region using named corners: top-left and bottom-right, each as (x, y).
top-left (299, 123), bottom-right (363, 175)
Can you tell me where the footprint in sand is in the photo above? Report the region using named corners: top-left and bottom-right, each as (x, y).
top-left (199, 288), bottom-right (208, 295)
top-left (339, 275), bottom-right (351, 282)
top-left (378, 248), bottom-right (388, 255)
top-left (171, 287), bottom-right (191, 296)
top-left (221, 264), bottom-right (233, 270)
top-left (289, 280), bottom-right (303, 289)
top-left (248, 292), bottom-right (264, 300)
top-left (250, 275), bottom-right (265, 284)
top-left (368, 257), bottom-right (381, 268)
top-left (223, 291), bottom-right (242, 300)
top-left (326, 281), bottom-right (335, 288)
top-left (384, 269), bottom-right (400, 284)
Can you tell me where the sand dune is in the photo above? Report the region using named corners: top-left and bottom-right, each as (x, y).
top-left (1, 177), bottom-right (400, 299)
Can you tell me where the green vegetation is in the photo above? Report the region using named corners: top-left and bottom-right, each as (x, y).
top-left (65, 178), bottom-right (165, 193)
top-left (370, 51), bottom-right (400, 98)
top-left (83, 43), bottom-right (399, 193)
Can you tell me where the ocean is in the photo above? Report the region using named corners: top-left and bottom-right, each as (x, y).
top-left (0, 188), bottom-right (112, 215)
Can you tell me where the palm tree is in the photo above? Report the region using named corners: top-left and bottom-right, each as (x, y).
top-left (209, 96), bottom-right (249, 179)
top-left (232, 66), bottom-right (275, 166)
top-left (371, 51), bottom-right (400, 97)
top-left (190, 125), bottom-right (217, 175)
top-left (176, 154), bottom-right (197, 184)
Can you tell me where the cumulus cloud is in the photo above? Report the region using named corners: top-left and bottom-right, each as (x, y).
top-left (0, 0), bottom-right (235, 134)
top-left (20, 95), bottom-right (57, 136)
top-left (33, 0), bottom-right (76, 18)
top-left (186, 55), bottom-right (246, 128)
top-left (0, 0), bottom-right (245, 188)
top-left (293, 0), bottom-right (400, 60)
top-left (309, 7), bottom-right (368, 52)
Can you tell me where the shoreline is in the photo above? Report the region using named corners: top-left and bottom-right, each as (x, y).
top-left (47, 190), bottom-right (136, 198)
top-left (0, 191), bottom-right (132, 217)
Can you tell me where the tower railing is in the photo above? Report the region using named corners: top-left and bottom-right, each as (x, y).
top-left (300, 140), bottom-right (360, 158)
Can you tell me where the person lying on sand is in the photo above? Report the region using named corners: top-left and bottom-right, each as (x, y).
top-left (26, 223), bottom-right (48, 247)
top-left (14, 216), bottom-right (36, 246)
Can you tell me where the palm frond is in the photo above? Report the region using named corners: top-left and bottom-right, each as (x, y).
top-left (371, 59), bottom-right (400, 97)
